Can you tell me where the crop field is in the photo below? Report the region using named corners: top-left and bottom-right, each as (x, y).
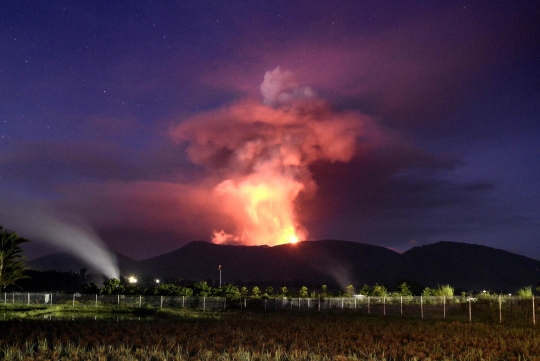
top-left (1, 308), bottom-right (540, 361)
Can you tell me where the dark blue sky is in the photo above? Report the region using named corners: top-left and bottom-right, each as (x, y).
top-left (1, 1), bottom-right (539, 260)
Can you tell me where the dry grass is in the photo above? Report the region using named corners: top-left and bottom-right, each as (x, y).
top-left (1, 311), bottom-right (539, 360)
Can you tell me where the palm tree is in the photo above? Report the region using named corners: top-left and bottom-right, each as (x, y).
top-left (0, 226), bottom-right (30, 290)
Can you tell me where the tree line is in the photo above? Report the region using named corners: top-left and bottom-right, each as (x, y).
top-left (83, 277), bottom-right (458, 299)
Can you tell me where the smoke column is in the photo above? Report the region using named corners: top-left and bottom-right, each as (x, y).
top-left (172, 67), bottom-right (374, 246)
top-left (1, 205), bottom-right (119, 279)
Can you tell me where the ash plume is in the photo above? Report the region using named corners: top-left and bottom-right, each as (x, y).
top-left (171, 67), bottom-right (379, 246)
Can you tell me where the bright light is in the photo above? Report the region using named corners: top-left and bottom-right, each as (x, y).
top-left (155, 279), bottom-right (160, 284)
top-left (128, 276), bottom-right (138, 284)
top-left (289, 235), bottom-right (299, 244)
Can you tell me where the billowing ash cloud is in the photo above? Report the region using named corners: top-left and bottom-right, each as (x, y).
top-left (260, 66), bottom-right (316, 106)
top-left (171, 67), bottom-right (380, 246)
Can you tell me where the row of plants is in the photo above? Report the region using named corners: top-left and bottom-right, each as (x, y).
top-left (86, 278), bottom-right (538, 300)
top-left (1, 311), bottom-right (540, 360)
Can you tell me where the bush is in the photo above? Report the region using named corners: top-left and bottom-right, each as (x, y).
top-left (517, 286), bottom-right (533, 297)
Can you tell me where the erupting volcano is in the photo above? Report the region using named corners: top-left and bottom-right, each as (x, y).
top-left (172, 67), bottom-right (377, 246)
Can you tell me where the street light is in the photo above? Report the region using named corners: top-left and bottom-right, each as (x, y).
top-left (128, 276), bottom-right (138, 284)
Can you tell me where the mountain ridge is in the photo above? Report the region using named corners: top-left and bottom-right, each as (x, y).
top-left (27, 240), bottom-right (540, 292)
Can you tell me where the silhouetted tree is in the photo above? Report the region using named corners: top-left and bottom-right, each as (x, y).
top-left (251, 286), bottom-right (261, 298)
top-left (0, 226), bottom-right (30, 290)
top-left (298, 286), bottom-right (309, 298)
top-left (359, 284), bottom-right (372, 296)
top-left (435, 284), bottom-right (454, 297)
top-left (372, 284), bottom-right (387, 297)
top-left (218, 284), bottom-right (240, 299)
top-left (321, 284), bottom-right (328, 297)
top-left (422, 287), bottom-right (435, 297)
top-left (517, 286), bottom-right (533, 297)
top-left (397, 282), bottom-right (413, 296)
top-left (262, 286), bottom-right (274, 299)
top-left (193, 281), bottom-right (212, 296)
top-left (83, 282), bottom-right (100, 294)
top-left (101, 278), bottom-right (124, 295)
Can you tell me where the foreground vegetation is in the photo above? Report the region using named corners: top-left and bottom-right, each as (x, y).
top-left (1, 308), bottom-right (540, 360)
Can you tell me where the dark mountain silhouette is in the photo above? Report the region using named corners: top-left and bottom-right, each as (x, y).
top-left (396, 241), bottom-right (540, 292)
top-left (140, 240), bottom-right (399, 287)
top-left (27, 240), bottom-right (540, 292)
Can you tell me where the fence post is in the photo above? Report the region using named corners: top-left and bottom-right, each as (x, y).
top-left (469, 297), bottom-right (472, 322)
top-left (264, 299), bottom-right (266, 311)
top-left (203, 297), bottom-right (206, 312)
top-left (118, 294), bottom-right (120, 306)
top-left (182, 296), bottom-right (185, 308)
top-left (533, 296), bottom-right (536, 326)
top-left (12, 293), bottom-right (14, 304)
top-left (51, 293), bottom-right (53, 306)
top-left (72, 293), bottom-right (75, 308)
top-left (383, 297), bottom-right (386, 316)
top-left (354, 297), bottom-right (357, 312)
top-left (421, 296), bottom-right (423, 319)
top-left (160, 296), bottom-right (163, 309)
top-left (4, 292), bottom-right (6, 305)
top-left (400, 296), bottom-right (403, 316)
top-left (368, 296), bottom-right (370, 314)
top-left (28, 293), bottom-right (30, 305)
top-left (341, 297), bottom-right (344, 310)
top-left (499, 295), bottom-right (502, 324)
top-left (318, 297), bottom-right (321, 312)
top-left (95, 294), bottom-right (97, 308)
top-left (443, 296), bottom-right (446, 319)
top-left (139, 295), bottom-right (142, 308)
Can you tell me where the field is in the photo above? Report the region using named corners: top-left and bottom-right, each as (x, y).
top-left (1, 307), bottom-right (540, 360)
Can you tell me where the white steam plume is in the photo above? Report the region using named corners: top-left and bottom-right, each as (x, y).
top-left (1, 204), bottom-right (119, 280)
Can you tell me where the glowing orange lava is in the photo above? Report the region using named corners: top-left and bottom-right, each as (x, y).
top-left (211, 170), bottom-right (308, 246)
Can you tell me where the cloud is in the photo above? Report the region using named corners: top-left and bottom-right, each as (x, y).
top-left (260, 66), bottom-right (316, 106)
top-left (209, 2), bottom-right (538, 135)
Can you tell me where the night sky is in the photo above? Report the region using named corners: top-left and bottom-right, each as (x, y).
top-left (1, 1), bottom-right (539, 261)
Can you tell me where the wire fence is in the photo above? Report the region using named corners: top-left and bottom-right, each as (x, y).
top-left (252, 295), bottom-right (538, 325)
top-left (2, 292), bottom-right (539, 325)
top-left (1, 292), bottom-right (226, 311)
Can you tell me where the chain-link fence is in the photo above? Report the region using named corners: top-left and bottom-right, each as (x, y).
top-left (2, 292), bottom-right (538, 325)
top-left (237, 295), bottom-right (539, 325)
top-left (1, 292), bottom-right (226, 311)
